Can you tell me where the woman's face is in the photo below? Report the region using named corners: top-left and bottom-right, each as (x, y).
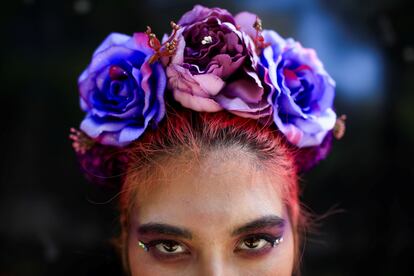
top-left (127, 152), bottom-right (295, 275)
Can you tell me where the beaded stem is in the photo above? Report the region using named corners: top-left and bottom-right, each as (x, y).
top-left (69, 127), bottom-right (95, 154)
top-left (253, 17), bottom-right (270, 54)
top-left (333, 114), bottom-right (347, 140)
top-left (146, 21), bottom-right (181, 64)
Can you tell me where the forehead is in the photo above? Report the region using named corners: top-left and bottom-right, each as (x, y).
top-left (130, 150), bottom-right (286, 236)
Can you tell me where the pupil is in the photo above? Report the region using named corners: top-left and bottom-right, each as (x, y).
top-left (163, 242), bottom-right (178, 252)
top-left (246, 238), bottom-right (258, 248)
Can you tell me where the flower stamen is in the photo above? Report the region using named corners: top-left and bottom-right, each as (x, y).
top-left (253, 17), bottom-right (270, 53)
top-left (69, 127), bottom-right (95, 154)
top-left (333, 114), bottom-right (347, 140)
top-left (201, 35), bottom-right (213, 45)
top-left (146, 21), bottom-right (181, 64)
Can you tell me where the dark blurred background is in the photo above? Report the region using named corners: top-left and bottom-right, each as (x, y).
top-left (1, 0), bottom-right (413, 275)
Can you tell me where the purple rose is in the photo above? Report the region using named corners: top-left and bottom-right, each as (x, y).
top-left (78, 32), bottom-right (166, 147)
top-left (178, 4), bottom-right (236, 26)
top-left (260, 30), bottom-right (336, 147)
top-left (166, 5), bottom-right (272, 119)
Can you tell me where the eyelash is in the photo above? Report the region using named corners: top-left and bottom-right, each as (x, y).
top-left (139, 233), bottom-right (283, 260)
top-left (142, 239), bottom-right (190, 260)
top-left (236, 233), bottom-right (281, 251)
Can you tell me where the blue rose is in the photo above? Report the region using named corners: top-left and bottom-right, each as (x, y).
top-left (78, 32), bottom-right (166, 147)
top-left (260, 30), bottom-right (336, 147)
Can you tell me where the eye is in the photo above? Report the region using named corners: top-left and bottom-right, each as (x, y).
top-left (144, 239), bottom-right (188, 255)
top-left (154, 240), bottom-right (186, 254)
top-left (240, 237), bottom-right (268, 250)
top-left (236, 234), bottom-right (282, 252)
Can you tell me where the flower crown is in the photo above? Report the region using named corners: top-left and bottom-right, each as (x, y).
top-left (70, 5), bottom-right (346, 180)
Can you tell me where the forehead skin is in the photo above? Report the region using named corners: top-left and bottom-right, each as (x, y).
top-left (127, 150), bottom-right (295, 275)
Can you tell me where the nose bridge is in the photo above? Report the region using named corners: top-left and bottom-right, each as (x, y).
top-left (198, 245), bottom-right (230, 276)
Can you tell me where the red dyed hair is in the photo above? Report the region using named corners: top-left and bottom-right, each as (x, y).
top-left (114, 104), bottom-right (306, 275)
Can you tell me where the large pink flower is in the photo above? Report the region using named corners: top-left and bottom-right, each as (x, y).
top-left (166, 5), bottom-right (272, 119)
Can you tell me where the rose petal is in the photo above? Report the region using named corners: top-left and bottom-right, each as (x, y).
top-left (130, 32), bottom-right (155, 56)
top-left (273, 107), bottom-right (336, 147)
top-left (168, 65), bottom-right (225, 96)
top-left (192, 73), bottom-right (226, 96)
top-left (80, 115), bottom-right (129, 139)
top-left (153, 63), bottom-right (167, 123)
top-left (234, 11), bottom-right (258, 38)
top-left (87, 46), bottom-right (136, 75)
top-left (178, 5), bottom-right (235, 26)
top-left (278, 80), bottom-right (307, 118)
top-left (210, 54), bottom-right (246, 79)
top-left (293, 108), bottom-right (336, 135)
top-left (262, 30), bottom-right (286, 54)
top-left (93, 33), bottom-right (131, 56)
top-left (118, 107), bottom-right (158, 145)
top-left (220, 78), bottom-right (263, 103)
top-left (174, 89), bottom-right (223, 112)
top-left (170, 32), bottom-right (186, 65)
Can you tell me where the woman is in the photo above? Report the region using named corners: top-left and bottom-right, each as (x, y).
top-left (70, 5), bottom-right (345, 275)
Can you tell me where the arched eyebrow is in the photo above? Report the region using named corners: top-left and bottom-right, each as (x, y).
top-left (137, 215), bottom-right (285, 239)
top-left (231, 215), bottom-right (285, 236)
top-left (137, 223), bottom-right (193, 239)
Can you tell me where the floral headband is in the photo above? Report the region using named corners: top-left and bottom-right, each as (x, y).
top-left (70, 5), bottom-right (346, 183)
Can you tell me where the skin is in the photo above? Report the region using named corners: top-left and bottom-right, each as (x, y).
top-left (127, 149), bottom-right (295, 275)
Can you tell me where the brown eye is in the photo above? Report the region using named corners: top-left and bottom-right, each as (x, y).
top-left (236, 234), bottom-right (282, 252)
top-left (154, 240), bottom-right (186, 254)
top-left (240, 237), bottom-right (269, 250)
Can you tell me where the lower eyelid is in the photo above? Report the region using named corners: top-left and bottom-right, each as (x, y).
top-left (146, 240), bottom-right (192, 257)
top-left (236, 245), bottom-right (274, 258)
top-left (234, 234), bottom-right (281, 253)
top-left (151, 250), bottom-right (192, 262)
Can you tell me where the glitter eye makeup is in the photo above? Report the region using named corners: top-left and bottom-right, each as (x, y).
top-left (231, 214), bottom-right (286, 257)
top-left (137, 233), bottom-right (284, 261)
top-left (138, 239), bottom-right (191, 261)
top-left (136, 215), bottom-right (287, 261)
top-left (234, 233), bottom-right (284, 258)
top-left (237, 233), bottom-right (283, 250)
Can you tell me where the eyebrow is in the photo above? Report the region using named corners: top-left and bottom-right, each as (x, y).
top-left (231, 215), bottom-right (286, 236)
top-left (137, 223), bottom-right (193, 239)
top-left (137, 215), bottom-right (285, 239)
